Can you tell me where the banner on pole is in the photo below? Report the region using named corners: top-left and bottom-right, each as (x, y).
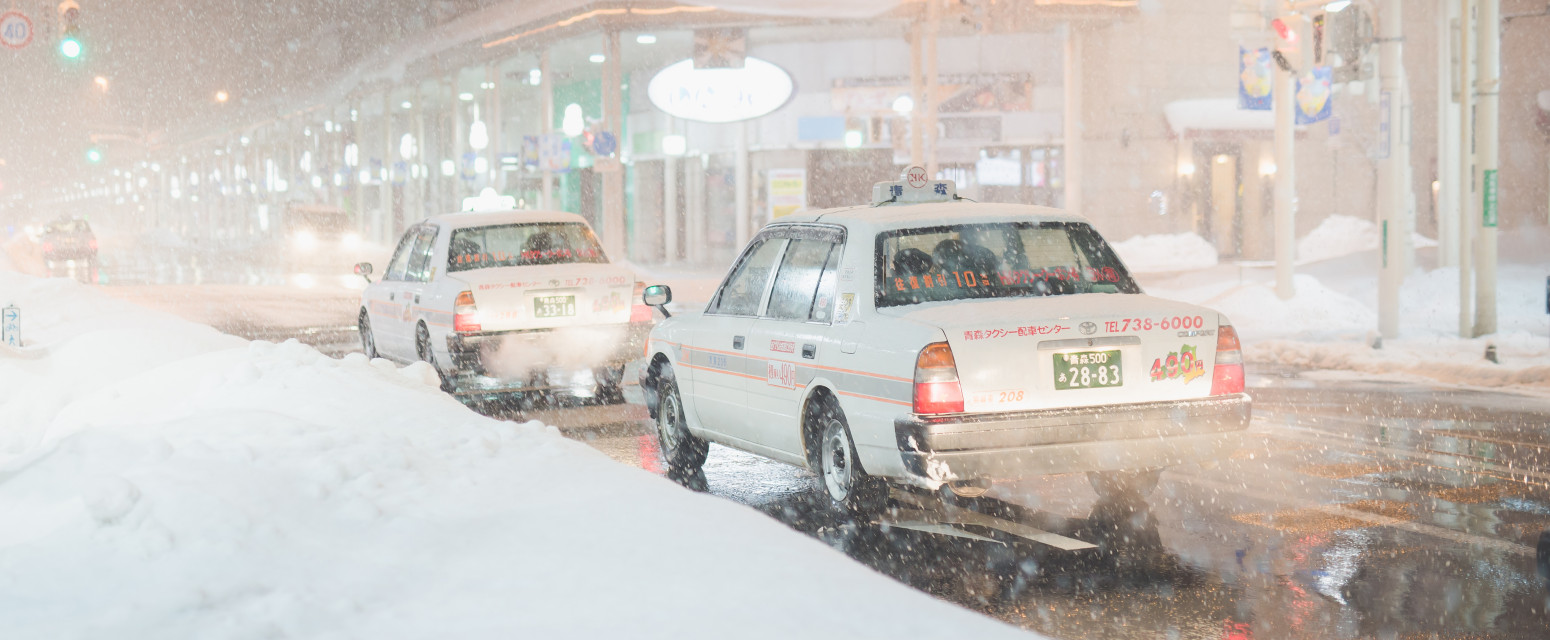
top-left (1294, 66), bottom-right (1333, 125)
top-left (1238, 47), bottom-right (1273, 111)
top-left (1377, 92), bottom-right (1391, 159)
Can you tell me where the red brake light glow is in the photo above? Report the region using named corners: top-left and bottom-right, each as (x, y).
top-left (630, 281), bottom-right (653, 323)
top-left (1211, 323), bottom-right (1245, 395)
top-left (453, 290), bottom-right (480, 333)
top-left (913, 342), bottom-right (964, 414)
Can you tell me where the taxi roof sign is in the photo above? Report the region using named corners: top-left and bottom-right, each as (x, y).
top-left (872, 166), bottom-right (957, 206)
top-left (461, 188), bottom-right (517, 212)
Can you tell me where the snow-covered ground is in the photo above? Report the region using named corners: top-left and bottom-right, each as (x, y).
top-left (1124, 232), bottom-right (1550, 392)
top-left (0, 269), bottom-right (1032, 639)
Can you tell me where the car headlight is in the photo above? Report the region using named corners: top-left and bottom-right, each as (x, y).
top-left (292, 229), bottom-right (318, 251)
top-left (341, 232), bottom-right (362, 250)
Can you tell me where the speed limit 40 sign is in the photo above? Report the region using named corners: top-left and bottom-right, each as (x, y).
top-left (0, 11), bottom-right (34, 50)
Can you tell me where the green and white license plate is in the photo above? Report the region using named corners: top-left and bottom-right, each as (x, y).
top-left (533, 295), bottom-right (576, 318)
top-left (1054, 350), bottom-right (1122, 390)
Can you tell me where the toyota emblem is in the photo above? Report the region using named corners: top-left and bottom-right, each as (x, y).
top-left (1079, 321), bottom-right (1098, 335)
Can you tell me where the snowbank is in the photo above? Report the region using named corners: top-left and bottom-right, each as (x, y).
top-left (1111, 232), bottom-right (1219, 274)
top-left (1296, 214), bottom-right (1437, 264)
top-left (1206, 273), bottom-right (1375, 343)
top-left (0, 272), bottom-right (1032, 639)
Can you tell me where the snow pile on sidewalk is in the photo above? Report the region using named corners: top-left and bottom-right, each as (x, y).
top-left (1169, 266), bottom-right (1550, 391)
top-left (0, 272), bottom-right (1032, 639)
top-left (1296, 215), bottom-right (1438, 264)
top-left (1110, 232), bottom-right (1218, 273)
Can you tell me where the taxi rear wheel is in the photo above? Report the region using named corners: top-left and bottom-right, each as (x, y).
top-left (654, 368), bottom-right (708, 486)
top-left (816, 402), bottom-right (886, 516)
top-left (416, 323), bottom-right (453, 392)
top-left (358, 310), bottom-right (378, 359)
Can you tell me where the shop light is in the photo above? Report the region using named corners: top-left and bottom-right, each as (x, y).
top-left (441, 159), bottom-right (456, 176)
top-left (636, 34), bottom-right (657, 44)
top-left (562, 104), bottom-right (585, 137)
top-left (400, 133), bottom-right (417, 160)
top-left (474, 157), bottom-right (489, 174)
top-left (1259, 161), bottom-right (1277, 176)
top-left (345, 143), bottom-right (359, 167)
top-left (1324, 1), bottom-right (1351, 12)
top-left (469, 121), bottom-right (489, 151)
top-left (1178, 162), bottom-right (1195, 177)
top-left (891, 95), bottom-right (914, 115)
top-left (459, 92), bottom-right (474, 101)
top-left (843, 130), bottom-right (863, 148)
top-left (401, 101), bottom-right (413, 109)
top-left (529, 69), bottom-right (541, 85)
top-left (661, 134), bottom-right (687, 156)
top-left (589, 54), bottom-right (606, 63)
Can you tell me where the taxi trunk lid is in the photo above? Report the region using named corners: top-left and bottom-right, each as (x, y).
top-left (446, 263), bottom-right (636, 332)
top-left (893, 294), bottom-right (1223, 413)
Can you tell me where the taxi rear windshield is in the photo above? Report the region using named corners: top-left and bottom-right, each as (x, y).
top-left (448, 222), bottom-right (607, 272)
top-left (875, 221), bottom-right (1140, 307)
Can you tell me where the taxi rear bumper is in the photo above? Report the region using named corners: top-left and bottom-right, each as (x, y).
top-left (446, 321), bottom-right (652, 377)
top-left (893, 393), bottom-right (1251, 481)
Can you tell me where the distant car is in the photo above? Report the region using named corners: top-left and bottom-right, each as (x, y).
top-left (355, 198), bottom-right (651, 405)
top-left (277, 203), bottom-right (376, 277)
top-left (39, 218), bottom-right (97, 273)
top-left (639, 168), bottom-right (1251, 511)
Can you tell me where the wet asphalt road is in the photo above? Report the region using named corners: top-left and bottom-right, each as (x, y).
top-left (578, 372), bottom-right (1550, 639)
top-left (89, 262), bottom-right (1550, 639)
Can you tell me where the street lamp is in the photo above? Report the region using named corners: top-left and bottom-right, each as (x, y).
top-left (214, 90), bottom-right (229, 103)
top-left (93, 76), bottom-right (107, 91)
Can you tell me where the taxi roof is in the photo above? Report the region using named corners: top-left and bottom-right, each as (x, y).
top-left (778, 201), bottom-right (1093, 232)
top-left (425, 209), bottom-right (591, 231)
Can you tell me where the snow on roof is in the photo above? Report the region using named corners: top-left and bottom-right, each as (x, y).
top-left (682, 0), bottom-right (902, 18)
top-left (797, 201), bottom-right (1090, 229)
top-left (1164, 98), bottom-right (1276, 137)
top-left (1538, 89), bottom-right (1550, 111)
top-left (429, 209), bottom-right (590, 230)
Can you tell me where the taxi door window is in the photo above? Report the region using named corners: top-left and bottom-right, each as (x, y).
top-left (708, 238), bottom-right (786, 316)
top-left (383, 229), bottom-right (418, 282)
top-left (405, 227), bottom-right (439, 282)
top-left (765, 239), bottom-right (837, 321)
top-left (809, 245), bottom-right (842, 323)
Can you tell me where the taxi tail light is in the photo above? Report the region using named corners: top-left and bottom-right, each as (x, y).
top-left (630, 281), bottom-right (653, 323)
top-left (88, 239), bottom-right (98, 251)
top-left (453, 290), bottom-right (481, 333)
top-left (913, 342), bottom-right (964, 414)
top-left (41, 241), bottom-right (53, 253)
top-left (1211, 322), bottom-right (1245, 395)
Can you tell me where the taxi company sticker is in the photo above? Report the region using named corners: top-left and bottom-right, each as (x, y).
top-left (770, 339), bottom-right (796, 353)
top-left (767, 361), bottom-right (797, 389)
top-left (839, 266), bottom-right (856, 282)
top-left (836, 293), bottom-right (855, 324)
top-left (1151, 344), bottom-right (1205, 384)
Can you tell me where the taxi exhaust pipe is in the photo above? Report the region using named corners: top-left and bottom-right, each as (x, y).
top-left (946, 479), bottom-right (991, 498)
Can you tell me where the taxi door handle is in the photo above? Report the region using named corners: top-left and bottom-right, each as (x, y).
top-left (733, 336), bottom-right (744, 350)
top-left (802, 344), bottom-right (816, 359)
top-left (388, 293), bottom-right (395, 301)
top-left (414, 294), bottom-right (420, 304)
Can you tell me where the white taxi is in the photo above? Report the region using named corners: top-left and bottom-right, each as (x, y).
top-left (639, 168), bottom-right (1249, 511)
top-left (355, 194), bottom-right (652, 403)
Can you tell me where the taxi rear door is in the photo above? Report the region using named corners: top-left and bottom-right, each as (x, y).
top-left (743, 229), bottom-right (844, 457)
top-left (366, 229), bottom-right (420, 361)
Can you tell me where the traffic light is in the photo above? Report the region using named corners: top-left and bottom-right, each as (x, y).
top-left (85, 147), bottom-right (102, 163)
top-left (57, 0), bottom-right (80, 60)
top-left (1270, 14), bottom-right (1311, 74)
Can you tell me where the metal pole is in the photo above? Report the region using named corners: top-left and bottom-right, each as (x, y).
top-left (664, 154), bottom-right (678, 262)
top-left (541, 51), bottom-right (553, 211)
top-left (924, 0), bottom-right (941, 177)
top-left (1437, 0), bottom-right (1461, 268)
top-left (1272, 7), bottom-right (1296, 300)
top-left (1458, 0), bottom-right (1475, 338)
top-left (602, 30), bottom-right (626, 258)
top-left (1474, 0), bottom-right (1499, 335)
top-left (908, 21), bottom-right (924, 167)
top-left (1377, 0), bottom-right (1403, 338)
top-left (734, 121), bottom-right (751, 250)
top-left (1063, 23), bottom-right (1083, 214)
top-left (380, 92), bottom-right (394, 241)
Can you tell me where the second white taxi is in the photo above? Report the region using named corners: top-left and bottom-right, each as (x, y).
top-left (640, 168), bottom-right (1250, 511)
top-left (356, 194), bottom-right (652, 404)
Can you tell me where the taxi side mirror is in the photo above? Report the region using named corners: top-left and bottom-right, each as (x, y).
top-left (643, 284), bottom-right (672, 317)
top-left (354, 262), bottom-right (374, 283)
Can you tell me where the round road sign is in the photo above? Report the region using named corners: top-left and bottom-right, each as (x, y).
top-left (0, 12), bottom-right (34, 50)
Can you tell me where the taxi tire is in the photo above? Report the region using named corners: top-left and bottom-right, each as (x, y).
top-left (654, 369), bottom-right (708, 483)
top-left (358, 310), bottom-right (378, 359)
top-left (815, 401), bottom-right (887, 517)
top-left (1087, 468), bottom-right (1162, 500)
top-left (415, 323), bottom-right (454, 393)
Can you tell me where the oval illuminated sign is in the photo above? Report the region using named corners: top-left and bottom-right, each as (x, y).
top-left (647, 57), bottom-right (794, 124)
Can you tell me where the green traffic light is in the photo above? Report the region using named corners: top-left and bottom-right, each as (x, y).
top-left (60, 37), bottom-right (81, 59)
top-left (85, 148), bottom-right (102, 163)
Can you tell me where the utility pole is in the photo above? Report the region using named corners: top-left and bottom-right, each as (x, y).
top-left (1376, 0), bottom-right (1404, 338)
top-left (923, 0), bottom-right (941, 177)
top-left (1458, 0), bottom-right (1475, 338)
top-left (1474, 0), bottom-right (1499, 335)
top-left (1272, 6), bottom-right (1297, 300)
top-left (908, 20), bottom-right (924, 168)
top-left (1436, 0), bottom-right (1461, 269)
top-left (540, 50), bottom-right (553, 211)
